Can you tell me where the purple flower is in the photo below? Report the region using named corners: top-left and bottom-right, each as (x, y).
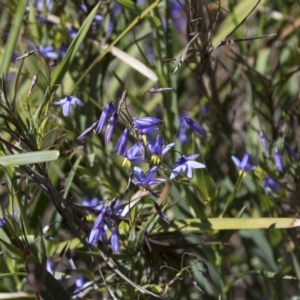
top-left (183, 117), bottom-right (207, 137)
top-left (81, 4), bottom-right (104, 32)
top-left (105, 113), bottom-right (118, 145)
top-left (111, 228), bottom-right (120, 253)
top-left (68, 27), bottom-right (77, 40)
top-left (38, 45), bottom-right (58, 59)
top-left (88, 200), bottom-right (123, 245)
top-left (96, 102), bottom-right (117, 133)
top-left (122, 142), bottom-right (144, 167)
top-left (139, 127), bottom-right (158, 136)
top-left (148, 135), bottom-right (174, 164)
top-left (178, 116), bottom-right (190, 144)
top-left (34, 0), bottom-right (53, 11)
top-left (274, 148), bottom-right (284, 172)
top-left (77, 121), bottom-right (98, 141)
top-left (92, 15), bottom-right (104, 32)
top-left (263, 176), bottom-right (280, 195)
top-left (133, 117), bottom-right (162, 131)
top-left (132, 166), bottom-right (166, 196)
top-left (105, 3), bottom-right (122, 36)
top-left (170, 0), bottom-right (186, 31)
top-left (284, 142), bottom-right (297, 159)
top-left (114, 128), bottom-right (129, 155)
top-left (74, 274), bottom-right (84, 293)
top-left (73, 274), bottom-right (93, 298)
top-left (88, 208), bottom-right (107, 244)
top-left (53, 95), bottom-right (84, 116)
top-left (259, 132), bottom-right (270, 152)
top-left (231, 154), bottom-right (257, 171)
top-left (46, 259), bottom-right (54, 273)
top-left (59, 44), bottom-right (68, 58)
top-left (82, 197), bottom-right (99, 208)
top-left (0, 216), bottom-right (6, 228)
top-left (170, 154), bottom-right (205, 179)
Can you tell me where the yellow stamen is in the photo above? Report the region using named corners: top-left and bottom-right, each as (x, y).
top-left (86, 214), bottom-right (95, 222)
top-left (122, 158), bottom-right (131, 168)
top-left (142, 135), bottom-right (147, 146)
top-left (151, 154), bottom-right (161, 165)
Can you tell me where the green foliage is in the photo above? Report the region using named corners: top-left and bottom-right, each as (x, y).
top-left (0, 0), bottom-right (300, 299)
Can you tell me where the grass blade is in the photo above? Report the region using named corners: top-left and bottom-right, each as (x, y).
top-left (155, 218), bottom-right (300, 232)
top-left (0, 1), bottom-right (27, 78)
top-left (0, 151), bottom-right (59, 167)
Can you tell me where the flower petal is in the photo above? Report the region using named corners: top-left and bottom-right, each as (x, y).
top-left (231, 156), bottom-right (241, 168)
top-left (53, 98), bottom-right (67, 105)
top-left (62, 102), bottom-right (72, 116)
top-left (132, 166), bottom-right (145, 182)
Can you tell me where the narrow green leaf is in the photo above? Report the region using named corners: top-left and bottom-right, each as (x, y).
top-left (115, 0), bottom-right (141, 13)
top-left (0, 150), bottom-right (60, 167)
top-left (0, 238), bottom-right (22, 259)
top-left (0, 272), bottom-right (27, 278)
top-left (63, 155), bottom-right (82, 199)
top-left (155, 218), bottom-right (300, 232)
top-left (0, 1), bottom-right (27, 78)
top-left (28, 3), bottom-right (40, 46)
top-left (195, 162), bottom-right (217, 204)
top-left (220, 171), bottom-right (244, 217)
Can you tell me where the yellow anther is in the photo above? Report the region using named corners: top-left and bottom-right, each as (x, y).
top-left (142, 135), bottom-right (147, 146)
top-left (122, 158), bottom-right (131, 168)
top-left (151, 154), bottom-right (161, 165)
top-left (86, 214), bottom-right (95, 222)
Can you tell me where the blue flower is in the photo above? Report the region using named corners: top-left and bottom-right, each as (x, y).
top-left (139, 127), bottom-right (158, 136)
top-left (170, 154), bottom-right (205, 179)
top-left (133, 117), bottom-right (162, 131)
top-left (82, 197), bottom-right (99, 208)
top-left (88, 208), bottom-right (107, 244)
top-left (148, 135), bottom-right (174, 165)
top-left (132, 166), bottom-right (166, 196)
top-left (81, 4), bottom-right (103, 32)
top-left (263, 176), bottom-right (280, 195)
top-left (77, 121), bottom-right (98, 141)
top-left (34, 0), bottom-right (53, 11)
top-left (38, 45), bottom-right (58, 59)
top-left (170, 0), bottom-right (186, 31)
top-left (53, 96), bottom-right (84, 116)
top-left (178, 116), bottom-right (190, 144)
top-left (73, 274), bottom-right (93, 298)
top-left (96, 102), bottom-right (117, 133)
top-left (259, 131), bottom-right (270, 152)
top-left (231, 154), bottom-right (257, 171)
top-left (68, 27), bottom-right (77, 40)
top-left (183, 117), bottom-right (207, 137)
top-left (0, 216), bottom-right (6, 228)
top-left (284, 142), bottom-right (297, 159)
top-left (111, 228), bottom-right (120, 253)
top-left (88, 200), bottom-right (123, 246)
top-left (114, 128), bottom-right (129, 155)
top-left (274, 148), bottom-right (284, 172)
top-left (122, 142), bottom-right (144, 167)
top-left (105, 113), bottom-right (118, 145)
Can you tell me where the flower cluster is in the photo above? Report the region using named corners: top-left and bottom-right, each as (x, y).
top-left (86, 198), bottom-right (123, 253)
top-left (230, 130), bottom-right (298, 195)
top-left (52, 89), bottom-right (295, 252)
top-left (74, 95), bottom-right (208, 251)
